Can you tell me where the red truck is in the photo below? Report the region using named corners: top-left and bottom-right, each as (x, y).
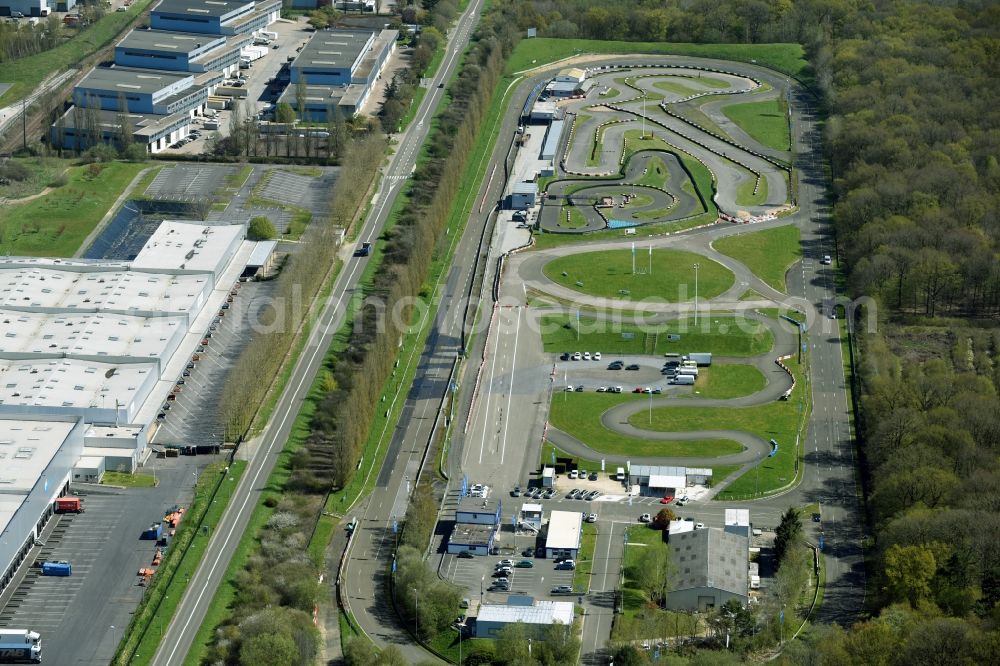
top-left (54, 497), bottom-right (84, 513)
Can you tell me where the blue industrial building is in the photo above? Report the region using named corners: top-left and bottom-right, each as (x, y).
top-left (72, 67), bottom-right (208, 116)
top-left (115, 30), bottom-right (250, 76)
top-left (279, 28), bottom-right (397, 120)
top-left (150, 0), bottom-right (280, 36)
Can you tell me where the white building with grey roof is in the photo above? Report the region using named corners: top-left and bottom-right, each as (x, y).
top-left (667, 527), bottom-right (749, 611)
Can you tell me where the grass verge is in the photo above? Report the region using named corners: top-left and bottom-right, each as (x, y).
top-left (573, 522), bottom-right (598, 592)
top-left (102, 471), bottom-right (157, 488)
top-left (0, 160), bottom-right (148, 256)
top-left (714, 224), bottom-right (801, 292)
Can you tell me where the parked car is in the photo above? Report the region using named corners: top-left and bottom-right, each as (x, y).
top-left (542, 488), bottom-right (556, 499)
top-left (608, 361), bottom-right (624, 370)
top-left (572, 352), bottom-right (582, 360)
top-left (626, 364), bottom-right (640, 371)
top-left (555, 560), bottom-right (576, 570)
top-left (596, 386), bottom-right (607, 392)
top-left (611, 386), bottom-right (623, 393)
top-left (511, 486), bottom-right (521, 497)
top-left (593, 352), bottom-right (602, 360)
top-left (551, 585), bottom-right (574, 595)
top-left (639, 513), bottom-right (652, 523)
top-left (575, 385), bottom-right (584, 392)
top-left (497, 559), bottom-right (514, 568)
top-left (457, 551), bottom-right (474, 559)
top-left (560, 353), bottom-right (570, 361)
top-left (588, 472), bottom-right (598, 481)
top-left (585, 513), bottom-right (597, 523)
top-left (515, 560), bottom-right (534, 568)
top-left (821, 255), bottom-right (832, 265)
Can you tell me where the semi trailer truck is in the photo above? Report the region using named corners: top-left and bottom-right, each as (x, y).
top-left (0, 629), bottom-right (42, 663)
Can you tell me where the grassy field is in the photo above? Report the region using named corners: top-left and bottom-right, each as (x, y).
top-left (542, 248), bottom-right (733, 303)
top-left (623, 130), bottom-right (716, 214)
top-left (714, 224), bottom-right (802, 291)
top-left (0, 157), bottom-right (73, 200)
top-left (693, 364), bottom-right (767, 399)
top-left (0, 161), bottom-right (147, 256)
top-left (549, 392), bottom-right (745, 458)
top-left (721, 99), bottom-right (791, 151)
top-left (654, 80), bottom-right (701, 97)
top-left (558, 205), bottom-right (590, 229)
top-left (0, 0), bottom-right (155, 105)
top-left (634, 155), bottom-right (669, 189)
top-left (506, 39), bottom-right (809, 80)
top-left (573, 522), bottom-right (599, 592)
top-left (540, 314), bottom-right (774, 357)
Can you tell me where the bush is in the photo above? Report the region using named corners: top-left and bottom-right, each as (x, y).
top-left (248, 216), bottom-right (277, 241)
top-left (0, 160), bottom-right (31, 182)
top-left (48, 172), bottom-right (68, 188)
top-left (122, 143), bottom-right (148, 162)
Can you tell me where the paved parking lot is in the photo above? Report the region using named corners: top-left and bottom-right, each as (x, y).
top-left (0, 458), bottom-right (217, 665)
top-left (259, 169), bottom-right (334, 211)
top-left (442, 544), bottom-right (578, 604)
top-left (146, 164), bottom-right (235, 202)
top-left (154, 278), bottom-right (278, 447)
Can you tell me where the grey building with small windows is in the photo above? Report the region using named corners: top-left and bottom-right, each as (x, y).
top-left (666, 527), bottom-right (749, 611)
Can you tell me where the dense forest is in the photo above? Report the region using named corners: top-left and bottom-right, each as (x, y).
top-left (483, 0), bottom-right (1000, 662)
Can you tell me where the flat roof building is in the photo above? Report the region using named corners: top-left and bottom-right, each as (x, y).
top-left (73, 67), bottom-right (209, 117)
top-left (629, 464), bottom-right (695, 497)
top-left (724, 508), bottom-right (751, 539)
top-left (116, 29), bottom-right (249, 75)
top-left (132, 220), bottom-right (246, 278)
top-left (151, 0), bottom-right (280, 36)
top-left (545, 510), bottom-right (582, 559)
top-left (283, 28), bottom-right (397, 119)
top-left (0, 416), bottom-right (84, 598)
top-left (51, 107), bottom-right (194, 155)
top-left (540, 119), bottom-right (565, 160)
top-left (0, 310), bottom-right (187, 373)
top-left (667, 528), bottom-right (749, 612)
top-left (475, 599), bottom-right (574, 638)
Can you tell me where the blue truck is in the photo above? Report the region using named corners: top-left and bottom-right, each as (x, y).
top-left (40, 561), bottom-right (71, 577)
top-left (0, 629), bottom-right (42, 663)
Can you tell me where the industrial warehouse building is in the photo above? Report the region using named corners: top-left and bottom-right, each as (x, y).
top-left (475, 597), bottom-right (574, 638)
top-left (115, 29), bottom-right (251, 76)
top-left (0, 220), bottom-right (267, 599)
top-left (544, 510), bottom-right (582, 559)
top-left (150, 0), bottom-right (281, 37)
top-left (278, 28), bottom-right (397, 119)
top-left (666, 528), bottom-right (749, 611)
top-left (50, 0), bottom-right (279, 153)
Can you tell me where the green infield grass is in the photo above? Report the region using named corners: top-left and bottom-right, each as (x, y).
top-left (735, 170), bottom-right (770, 206)
top-left (542, 248), bottom-right (733, 303)
top-left (550, 392), bottom-right (744, 458)
top-left (693, 364), bottom-right (767, 399)
top-left (541, 314), bottom-right (774, 357)
top-left (714, 224), bottom-right (802, 291)
top-left (721, 99), bottom-right (791, 151)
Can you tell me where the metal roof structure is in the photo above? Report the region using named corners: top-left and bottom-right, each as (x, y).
top-left (131, 220), bottom-right (245, 275)
top-left (77, 67), bottom-right (192, 96)
top-left (153, 0), bottom-right (254, 18)
top-left (477, 600), bottom-right (574, 626)
top-left (117, 29), bottom-right (226, 54)
top-left (293, 29), bottom-right (374, 72)
top-left (670, 527), bottom-right (749, 597)
top-left (545, 510), bottom-right (582, 551)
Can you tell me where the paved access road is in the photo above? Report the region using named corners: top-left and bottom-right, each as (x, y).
top-left (147, 2), bottom-right (487, 664)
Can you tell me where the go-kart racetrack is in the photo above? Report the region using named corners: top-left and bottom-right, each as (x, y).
top-left (540, 150), bottom-right (701, 232)
top-left (542, 310), bottom-right (799, 471)
top-left (540, 64), bottom-right (792, 232)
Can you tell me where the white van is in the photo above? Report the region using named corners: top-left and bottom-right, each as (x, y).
top-left (672, 374), bottom-right (696, 385)
top-left (615, 467), bottom-right (625, 481)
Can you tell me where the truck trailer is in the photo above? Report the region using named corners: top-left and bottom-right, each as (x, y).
top-left (0, 629), bottom-right (41, 664)
top-left (684, 352), bottom-right (713, 366)
top-left (54, 497), bottom-right (83, 513)
top-left (40, 561), bottom-right (71, 577)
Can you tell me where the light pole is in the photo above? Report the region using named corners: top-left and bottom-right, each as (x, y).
top-left (693, 263), bottom-right (700, 324)
top-left (413, 588), bottom-right (419, 638)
